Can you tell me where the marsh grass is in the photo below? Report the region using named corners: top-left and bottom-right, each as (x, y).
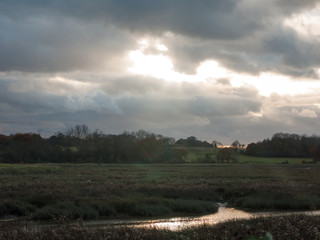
top-left (180, 214), bottom-right (320, 240)
top-left (0, 163), bottom-right (319, 220)
top-left (0, 215), bottom-right (319, 240)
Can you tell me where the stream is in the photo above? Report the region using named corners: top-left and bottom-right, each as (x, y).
top-left (83, 204), bottom-right (320, 231)
top-left (2, 204), bottom-right (320, 231)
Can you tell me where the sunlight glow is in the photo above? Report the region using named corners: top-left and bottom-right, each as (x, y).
top-left (46, 76), bottom-right (94, 95)
top-left (128, 40), bottom-right (230, 83)
top-left (128, 50), bottom-right (174, 78)
top-left (128, 39), bottom-right (196, 82)
top-left (127, 39), bottom-right (320, 97)
top-left (49, 76), bottom-right (92, 88)
top-left (156, 43), bottom-right (168, 52)
top-left (137, 39), bottom-right (149, 49)
top-left (197, 60), bottom-right (229, 80)
top-left (284, 6), bottom-right (320, 37)
top-left (230, 72), bottom-right (320, 97)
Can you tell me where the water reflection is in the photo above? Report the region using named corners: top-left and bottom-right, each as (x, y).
top-left (133, 206), bottom-right (253, 231)
top-left (85, 205), bottom-right (320, 231)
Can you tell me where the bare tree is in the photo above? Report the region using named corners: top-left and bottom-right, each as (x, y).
top-left (66, 124), bottom-right (89, 139)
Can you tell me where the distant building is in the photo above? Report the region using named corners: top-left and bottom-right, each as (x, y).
top-left (217, 145), bottom-right (247, 150)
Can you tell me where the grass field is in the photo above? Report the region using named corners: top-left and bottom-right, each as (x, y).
top-left (0, 162), bottom-right (319, 221)
top-left (237, 154), bottom-right (311, 164)
top-left (184, 146), bottom-right (313, 164)
top-left (183, 147), bottom-right (218, 163)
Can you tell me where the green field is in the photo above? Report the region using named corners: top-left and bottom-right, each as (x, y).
top-left (237, 154), bottom-right (311, 164)
top-left (183, 147), bottom-right (312, 164)
top-left (0, 162), bottom-right (319, 221)
top-left (183, 147), bottom-right (218, 162)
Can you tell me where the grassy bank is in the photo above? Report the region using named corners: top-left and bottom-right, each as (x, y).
top-left (1, 214), bottom-right (319, 239)
top-left (0, 163), bottom-right (319, 220)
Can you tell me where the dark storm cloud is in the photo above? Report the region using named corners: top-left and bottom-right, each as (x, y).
top-left (164, 23), bottom-right (320, 77)
top-left (276, 0), bottom-right (319, 13)
top-left (0, 0), bottom-right (254, 39)
top-left (103, 0), bottom-right (258, 39)
top-left (263, 26), bottom-right (320, 77)
top-left (1, 0), bottom-right (317, 38)
top-left (0, 0), bottom-right (249, 72)
top-left (1, 0), bottom-right (320, 143)
top-left (1, 0), bottom-right (320, 76)
top-left (0, 16), bottom-right (134, 72)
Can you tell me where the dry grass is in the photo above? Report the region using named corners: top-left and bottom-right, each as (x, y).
top-left (1, 215), bottom-right (319, 239)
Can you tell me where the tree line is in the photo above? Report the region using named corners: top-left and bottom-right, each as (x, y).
top-left (175, 136), bottom-right (213, 148)
top-left (245, 132), bottom-right (320, 162)
top-left (0, 125), bottom-right (213, 164)
top-left (2, 127), bottom-right (319, 164)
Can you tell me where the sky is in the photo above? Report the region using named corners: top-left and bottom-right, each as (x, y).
top-left (1, 0), bottom-right (320, 144)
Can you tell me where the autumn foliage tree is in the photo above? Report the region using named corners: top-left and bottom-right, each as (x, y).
top-left (217, 147), bottom-right (237, 163)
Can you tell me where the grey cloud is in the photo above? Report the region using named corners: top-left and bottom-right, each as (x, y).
top-left (265, 30), bottom-right (320, 77)
top-left (158, 1), bottom-right (320, 77)
top-left (1, 1), bottom-right (320, 144)
top-left (3, 0), bottom-right (316, 39)
top-left (187, 96), bottom-right (261, 117)
top-left (199, 108), bottom-right (320, 145)
top-left (0, 80), bottom-right (67, 113)
top-left (0, 0), bottom-right (256, 39)
top-left (0, 73), bottom-right (193, 135)
top-left (0, 0), bottom-right (245, 73)
top-left (276, 0), bottom-right (319, 13)
top-left (166, 24), bottom-right (320, 77)
top-left (278, 105), bottom-right (319, 120)
top-left (114, 90), bottom-right (262, 128)
top-left (0, 15), bottom-right (135, 72)
top-left (1, 0), bottom-right (320, 77)
top-left (0, 71), bottom-right (318, 144)
top-left (0, 77), bottom-right (122, 115)
top-left (216, 79), bottom-right (231, 85)
top-left (101, 75), bottom-right (165, 96)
